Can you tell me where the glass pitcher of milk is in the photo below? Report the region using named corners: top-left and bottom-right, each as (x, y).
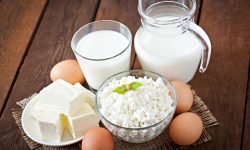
top-left (134, 0), bottom-right (211, 83)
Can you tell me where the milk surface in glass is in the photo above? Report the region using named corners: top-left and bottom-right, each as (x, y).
top-left (75, 30), bottom-right (130, 90)
top-left (135, 4), bottom-right (203, 83)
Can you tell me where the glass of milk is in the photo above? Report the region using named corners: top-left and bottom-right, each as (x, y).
top-left (135, 0), bottom-right (211, 83)
top-left (71, 20), bottom-right (132, 91)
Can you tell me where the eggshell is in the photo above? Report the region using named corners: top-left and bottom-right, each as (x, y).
top-left (82, 127), bottom-right (114, 150)
top-left (171, 80), bottom-right (193, 114)
top-left (50, 59), bottom-right (84, 84)
top-left (168, 112), bottom-right (203, 146)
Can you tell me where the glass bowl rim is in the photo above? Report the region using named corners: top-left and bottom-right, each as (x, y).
top-left (95, 69), bottom-right (177, 130)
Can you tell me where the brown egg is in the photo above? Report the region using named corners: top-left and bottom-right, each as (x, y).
top-left (171, 80), bottom-right (193, 114)
top-left (82, 127), bottom-right (114, 150)
top-left (50, 59), bottom-right (84, 84)
top-left (168, 112), bottom-right (203, 146)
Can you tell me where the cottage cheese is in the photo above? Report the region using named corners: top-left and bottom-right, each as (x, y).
top-left (99, 76), bottom-right (173, 128)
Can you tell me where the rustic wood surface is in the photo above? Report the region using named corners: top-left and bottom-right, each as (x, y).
top-left (243, 70), bottom-right (250, 150)
top-left (0, 0), bottom-right (47, 115)
top-left (0, 0), bottom-right (249, 150)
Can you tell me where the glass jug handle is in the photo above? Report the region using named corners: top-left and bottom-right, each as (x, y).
top-left (188, 22), bottom-right (211, 73)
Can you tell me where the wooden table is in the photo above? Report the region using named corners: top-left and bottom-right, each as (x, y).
top-left (0, 0), bottom-right (249, 149)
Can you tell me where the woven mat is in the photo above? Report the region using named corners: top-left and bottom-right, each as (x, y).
top-left (12, 90), bottom-right (219, 150)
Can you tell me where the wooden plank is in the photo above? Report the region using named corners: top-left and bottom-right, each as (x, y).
top-left (133, 0), bottom-right (202, 69)
top-left (190, 0), bottom-right (250, 149)
top-left (243, 64), bottom-right (250, 150)
top-left (0, 0), bottom-right (99, 149)
top-left (0, 0), bottom-right (47, 115)
top-left (194, 0), bottom-right (202, 23)
top-left (95, 0), bottom-right (141, 69)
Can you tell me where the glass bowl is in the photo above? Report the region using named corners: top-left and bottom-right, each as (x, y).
top-left (96, 70), bottom-right (177, 143)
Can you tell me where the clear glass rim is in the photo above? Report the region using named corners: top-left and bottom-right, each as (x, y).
top-left (96, 69), bottom-right (177, 130)
top-left (138, 0), bottom-right (196, 25)
top-left (71, 20), bottom-right (132, 61)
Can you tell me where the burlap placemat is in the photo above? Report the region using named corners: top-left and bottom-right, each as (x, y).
top-left (12, 90), bottom-right (219, 150)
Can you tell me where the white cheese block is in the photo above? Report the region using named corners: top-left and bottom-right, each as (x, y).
top-left (67, 103), bottom-right (99, 138)
top-left (30, 95), bottom-right (63, 142)
top-left (30, 80), bottom-right (100, 142)
top-left (74, 83), bottom-right (96, 108)
top-left (37, 114), bottom-right (63, 142)
top-left (30, 94), bottom-right (42, 119)
top-left (36, 80), bottom-right (85, 117)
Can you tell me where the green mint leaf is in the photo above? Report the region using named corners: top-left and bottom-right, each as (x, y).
top-left (113, 82), bottom-right (142, 95)
top-left (130, 82), bottom-right (142, 90)
top-left (113, 87), bottom-right (126, 94)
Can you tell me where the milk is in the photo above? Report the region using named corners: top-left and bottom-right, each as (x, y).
top-left (134, 16), bottom-right (203, 83)
top-left (75, 30), bottom-right (131, 90)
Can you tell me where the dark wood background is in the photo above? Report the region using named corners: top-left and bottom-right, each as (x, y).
top-left (0, 0), bottom-right (249, 149)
